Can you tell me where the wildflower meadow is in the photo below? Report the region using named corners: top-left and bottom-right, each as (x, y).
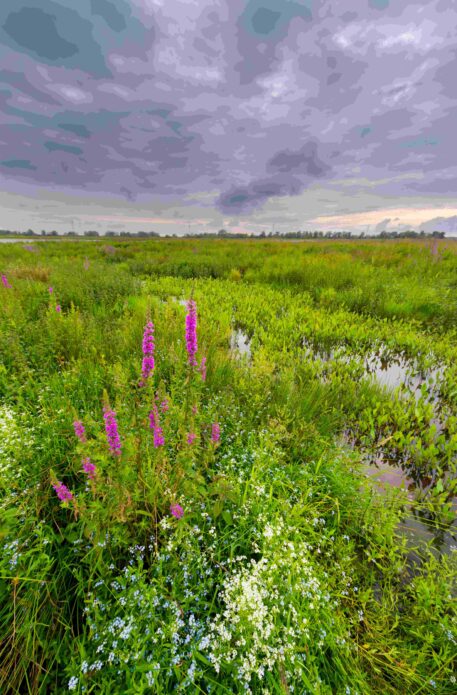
top-left (0, 238), bottom-right (456, 694)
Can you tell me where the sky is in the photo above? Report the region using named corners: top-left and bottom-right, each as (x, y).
top-left (0, 0), bottom-right (457, 236)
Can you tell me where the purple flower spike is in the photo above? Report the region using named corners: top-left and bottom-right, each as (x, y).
top-left (140, 321), bottom-right (155, 384)
top-left (48, 286), bottom-right (53, 294)
top-left (187, 432), bottom-right (197, 445)
top-left (170, 503), bottom-right (184, 519)
top-left (211, 423), bottom-right (221, 444)
top-left (52, 481), bottom-right (73, 502)
top-left (73, 420), bottom-right (86, 443)
top-left (82, 457), bottom-right (96, 479)
top-left (160, 399), bottom-right (169, 413)
top-left (1, 274), bottom-right (12, 288)
top-left (149, 404), bottom-right (165, 447)
top-left (200, 357), bottom-right (207, 381)
top-left (185, 300), bottom-right (198, 366)
top-left (153, 426), bottom-right (165, 448)
top-left (103, 407), bottom-right (122, 457)
top-left (55, 304), bottom-right (61, 313)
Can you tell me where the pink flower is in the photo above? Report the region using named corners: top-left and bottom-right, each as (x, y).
top-left (199, 357), bottom-right (207, 381)
top-left (170, 503), bottom-right (184, 519)
top-left (160, 399), bottom-right (169, 412)
top-left (73, 420), bottom-right (86, 443)
top-left (153, 426), bottom-right (165, 447)
top-left (140, 320), bottom-right (155, 384)
top-left (211, 423), bottom-right (221, 444)
top-left (149, 405), bottom-right (164, 447)
top-left (1, 274), bottom-right (12, 288)
top-left (185, 299), bottom-right (198, 366)
top-left (82, 457), bottom-right (96, 479)
top-left (103, 407), bottom-right (121, 457)
top-left (191, 405), bottom-right (198, 415)
top-left (187, 432), bottom-right (197, 445)
top-left (55, 304), bottom-right (61, 313)
top-left (52, 481), bottom-right (73, 502)
top-left (48, 286), bottom-right (53, 294)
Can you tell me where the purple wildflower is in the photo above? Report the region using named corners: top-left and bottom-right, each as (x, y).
top-left (192, 404), bottom-right (198, 415)
top-left (187, 432), bottom-right (197, 445)
top-left (153, 426), bottom-right (165, 448)
top-left (48, 286), bottom-right (53, 294)
top-left (82, 457), bottom-right (96, 479)
top-left (149, 405), bottom-right (164, 447)
top-left (73, 420), bottom-right (86, 443)
top-left (103, 407), bottom-right (121, 457)
top-left (140, 321), bottom-right (155, 384)
top-left (52, 481), bottom-right (73, 502)
top-left (1, 274), bottom-right (12, 288)
top-left (55, 304), bottom-right (61, 313)
top-left (170, 503), bottom-right (184, 519)
top-left (199, 356), bottom-right (207, 381)
top-left (185, 299), bottom-right (198, 366)
top-left (160, 399), bottom-right (169, 413)
top-left (211, 423), bottom-right (221, 444)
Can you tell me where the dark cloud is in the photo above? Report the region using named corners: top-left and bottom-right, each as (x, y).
top-left (3, 7), bottom-right (79, 60)
top-left (58, 123), bottom-right (92, 138)
top-left (90, 0), bottom-right (127, 33)
top-left (0, 0), bottom-right (112, 76)
top-left (421, 215), bottom-right (457, 233)
top-left (0, 0), bottom-right (455, 230)
top-left (1, 159), bottom-right (36, 170)
top-left (234, 0), bottom-right (312, 84)
top-left (44, 141), bottom-right (84, 155)
top-left (370, 0), bottom-right (390, 9)
top-left (0, 70), bottom-right (59, 105)
top-left (373, 217), bottom-right (392, 232)
top-left (218, 176), bottom-right (305, 213)
top-left (267, 141), bottom-right (330, 177)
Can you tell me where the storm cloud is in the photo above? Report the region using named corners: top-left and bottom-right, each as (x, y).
top-left (0, 0), bottom-right (456, 233)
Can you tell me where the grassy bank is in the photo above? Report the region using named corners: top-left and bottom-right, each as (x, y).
top-left (0, 239), bottom-right (456, 693)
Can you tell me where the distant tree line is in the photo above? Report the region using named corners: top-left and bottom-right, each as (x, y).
top-left (0, 228), bottom-right (446, 239)
top-left (198, 229), bottom-right (446, 239)
top-left (0, 229), bottom-right (160, 238)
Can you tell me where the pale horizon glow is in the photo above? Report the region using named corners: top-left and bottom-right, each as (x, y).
top-left (312, 207), bottom-right (457, 230)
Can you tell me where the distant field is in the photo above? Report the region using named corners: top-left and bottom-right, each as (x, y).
top-left (1, 239), bottom-right (456, 694)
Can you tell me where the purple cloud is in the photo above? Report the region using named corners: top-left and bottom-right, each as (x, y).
top-left (0, 0), bottom-right (456, 230)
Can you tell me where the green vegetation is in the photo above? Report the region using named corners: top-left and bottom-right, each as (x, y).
top-left (0, 238), bottom-right (456, 694)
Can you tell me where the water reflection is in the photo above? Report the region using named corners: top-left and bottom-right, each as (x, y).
top-left (363, 452), bottom-right (456, 556)
top-left (230, 329), bottom-right (251, 360)
top-left (399, 511), bottom-right (457, 559)
top-left (302, 338), bottom-right (444, 402)
top-left (364, 351), bottom-right (443, 403)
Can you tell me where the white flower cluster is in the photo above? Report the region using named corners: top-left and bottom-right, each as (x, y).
top-left (0, 405), bottom-right (34, 487)
top-left (206, 534), bottom-right (332, 686)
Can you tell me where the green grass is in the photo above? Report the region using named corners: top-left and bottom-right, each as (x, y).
top-left (0, 238), bottom-right (456, 694)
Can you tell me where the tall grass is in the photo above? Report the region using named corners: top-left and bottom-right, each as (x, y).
top-left (0, 239), bottom-right (456, 693)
